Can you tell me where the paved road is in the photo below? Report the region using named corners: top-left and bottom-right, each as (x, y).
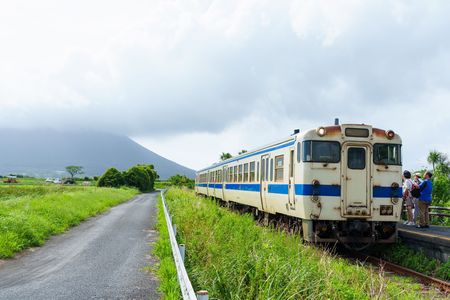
top-left (0, 193), bottom-right (160, 300)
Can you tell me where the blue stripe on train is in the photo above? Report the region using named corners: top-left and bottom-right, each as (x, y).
top-left (267, 184), bottom-right (341, 196)
top-left (207, 183), bottom-right (223, 189)
top-left (196, 184), bottom-right (401, 198)
top-left (373, 186), bottom-right (402, 198)
top-left (225, 184), bottom-right (260, 192)
top-left (295, 184), bottom-right (341, 196)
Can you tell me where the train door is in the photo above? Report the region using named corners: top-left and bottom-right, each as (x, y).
top-left (288, 148), bottom-right (295, 209)
top-left (260, 154), bottom-right (270, 210)
top-left (221, 166), bottom-right (227, 201)
top-left (342, 143), bottom-right (372, 217)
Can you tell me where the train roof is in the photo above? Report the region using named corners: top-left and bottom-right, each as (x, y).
top-left (197, 123), bottom-right (401, 173)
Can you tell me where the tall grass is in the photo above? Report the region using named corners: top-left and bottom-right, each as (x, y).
top-left (158, 188), bottom-right (433, 299)
top-left (0, 186), bottom-right (138, 258)
top-left (153, 197), bottom-right (181, 299)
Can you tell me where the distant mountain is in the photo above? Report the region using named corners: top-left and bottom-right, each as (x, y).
top-left (0, 129), bottom-right (195, 179)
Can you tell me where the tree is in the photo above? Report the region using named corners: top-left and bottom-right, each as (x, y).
top-left (220, 152), bottom-right (232, 161)
top-left (136, 164), bottom-right (158, 191)
top-left (123, 166), bottom-right (152, 192)
top-left (168, 174), bottom-right (194, 189)
top-left (97, 168), bottom-right (124, 188)
top-left (238, 149), bottom-right (248, 155)
top-left (65, 166), bottom-right (84, 179)
top-left (427, 150), bottom-right (441, 170)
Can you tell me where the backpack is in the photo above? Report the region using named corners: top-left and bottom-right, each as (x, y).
top-left (411, 186), bottom-right (420, 198)
top-left (411, 180), bottom-right (426, 198)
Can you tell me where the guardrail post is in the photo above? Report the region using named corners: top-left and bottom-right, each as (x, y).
top-left (173, 224), bottom-right (177, 237)
top-left (196, 290), bottom-right (209, 300)
top-left (179, 244), bottom-right (185, 262)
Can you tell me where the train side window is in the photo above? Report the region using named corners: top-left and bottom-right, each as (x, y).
top-left (230, 167), bottom-right (234, 182)
top-left (218, 170), bottom-right (222, 182)
top-left (270, 158), bottom-right (274, 181)
top-left (275, 155), bottom-right (284, 182)
top-left (256, 162), bottom-right (260, 181)
top-left (244, 163), bottom-right (249, 182)
top-left (261, 160), bottom-right (265, 181)
top-left (297, 142), bottom-right (301, 163)
top-left (303, 140), bottom-right (340, 163)
top-left (233, 166), bottom-right (237, 182)
top-left (238, 165), bottom-right (243, 182)
top-left (250, 162), bottom-right (256, 182)
top-left (373, 144), bottom-right (402, 165)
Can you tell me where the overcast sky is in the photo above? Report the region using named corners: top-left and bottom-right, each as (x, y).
top-left (1, 0), bottom-right (449, 170)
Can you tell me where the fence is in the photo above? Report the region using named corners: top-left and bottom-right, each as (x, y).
top-left (160, 190), bottom-right (208, 300)
top-left (402, 204), bottom-right (450, 225)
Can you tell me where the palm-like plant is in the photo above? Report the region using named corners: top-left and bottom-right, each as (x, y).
top-left (220, 152), bottom-right (232, 161)
top-left (427, 150), bottom-right (441, 170)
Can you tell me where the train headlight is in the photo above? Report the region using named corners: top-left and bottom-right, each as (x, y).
top-left (316, 127), bottom-right (327, 136)
top-left (380, 205), bottom-right (393, 215)
top-left (385, 130), bottom-right (395, 139)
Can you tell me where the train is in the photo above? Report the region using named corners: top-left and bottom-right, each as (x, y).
top-left (195, 123), bottom-right (403, 249)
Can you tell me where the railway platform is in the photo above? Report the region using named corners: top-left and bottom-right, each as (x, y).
top-left (397, 223), bottom-right (450, 262)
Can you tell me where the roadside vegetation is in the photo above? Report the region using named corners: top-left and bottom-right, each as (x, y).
top-left (154, 175), bottom-right (194, 190)
top-left (155, 188), bottom-right (432, 299)
top-left (0, 185), bottom-right (138, 258)
top-left (153, 195), bottom-right (180, 299)
top-left (97, 164), bottom-right (158, 192)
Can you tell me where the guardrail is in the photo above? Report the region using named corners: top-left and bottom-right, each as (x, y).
top-left (161, 190), bottom-right (208, 300)
top-left (429, 206), bottom-right (450, 218)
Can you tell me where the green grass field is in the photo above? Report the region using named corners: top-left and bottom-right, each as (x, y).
top-left (0, 185), bottom-right (138, 258)
top-left (155, 188), bottom-right (436, 300)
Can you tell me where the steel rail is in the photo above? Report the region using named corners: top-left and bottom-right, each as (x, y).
top-left (348, 251), bottom-right (450, 294)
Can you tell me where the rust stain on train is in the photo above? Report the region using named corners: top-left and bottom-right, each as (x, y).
top-left (373, 128), bottom-right (388, 138)
top-left (324, 125), bottom-right (341, 136)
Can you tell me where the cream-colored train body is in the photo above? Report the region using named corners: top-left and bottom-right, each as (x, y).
top-left (195, 124), bottom-right (402, 245)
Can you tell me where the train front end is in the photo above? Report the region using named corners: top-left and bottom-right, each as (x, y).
top-left (300, 124), bottom-right (402, 248)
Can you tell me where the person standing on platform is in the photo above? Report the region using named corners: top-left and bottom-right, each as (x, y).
top-left (417, 171), bottom-right (433, 229)
top-left (412, 173), bottom-right (422, 224)
top-left (402, 170), bottom-right (414, 225)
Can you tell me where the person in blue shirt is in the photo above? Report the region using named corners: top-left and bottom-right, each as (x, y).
top-left (417, 171), bottom-right (433, 228)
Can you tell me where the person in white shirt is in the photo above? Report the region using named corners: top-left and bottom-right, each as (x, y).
top-left (402, 170), bottom-right (414, 225)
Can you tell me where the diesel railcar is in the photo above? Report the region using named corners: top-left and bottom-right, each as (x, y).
top-left (195, 124), bottom-right (402, 247)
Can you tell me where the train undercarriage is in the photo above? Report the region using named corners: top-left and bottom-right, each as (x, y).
top-left (209, 197), bottom-right (397, 250)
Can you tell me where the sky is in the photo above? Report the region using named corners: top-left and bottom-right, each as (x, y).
top-left (0, 0), bottom-right (449, 171)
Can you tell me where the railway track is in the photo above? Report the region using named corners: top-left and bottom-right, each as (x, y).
top-left (347, 250), bottom-right (450, 294)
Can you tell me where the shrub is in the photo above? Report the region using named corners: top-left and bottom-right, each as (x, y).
top-left (136, 164), bottom-right (158, 191)
top-left (97, 168), bottom-right (125, 188)
top-left (123, 166), bottom-right (152, 192)
top-left (168, 174), bottom-right (194, 189)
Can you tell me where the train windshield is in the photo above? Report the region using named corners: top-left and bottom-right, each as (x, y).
top-left (373, 143), bottom-right (402, 165)
top-left (303, 141), bottom-right (340, 163)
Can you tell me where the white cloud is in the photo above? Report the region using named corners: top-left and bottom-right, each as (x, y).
top-left (0, 0), bottom-right (449, 170)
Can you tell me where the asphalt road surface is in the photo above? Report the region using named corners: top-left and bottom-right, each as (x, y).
top-left (0, 193), bottom-right (160, 300)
